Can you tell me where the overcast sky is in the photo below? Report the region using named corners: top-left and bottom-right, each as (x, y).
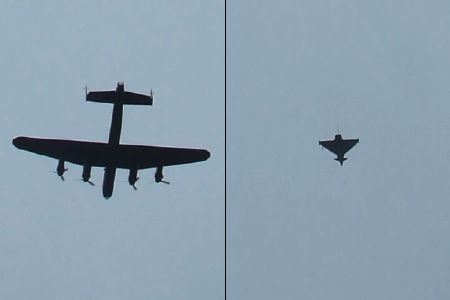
top-left (0, 1), bottom-right (223, 299)
top-left (228, 1), bottom-right (450, 299)
top-left (4, 1), bottom-right (450, 299)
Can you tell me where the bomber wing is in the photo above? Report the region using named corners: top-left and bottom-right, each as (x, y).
top-left (319, 138), bottom-right (359, 156)
top-left (12, 137), bottom-right (210, 169)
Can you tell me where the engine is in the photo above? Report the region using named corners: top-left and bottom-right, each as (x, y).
top-left (56, 159), bottom-right (68, 180)
top-left (154, 166), bottom-right (169, 184)
top-left (155, 166), bottom-right (163, 183)
top-left (82, 165), bottom-right (92, 182)
top-left (128, 168), bottom-right (139, 189)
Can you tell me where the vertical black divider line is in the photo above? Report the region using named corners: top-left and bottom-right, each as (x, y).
top-left (224, 0), bottom-right (227, 299)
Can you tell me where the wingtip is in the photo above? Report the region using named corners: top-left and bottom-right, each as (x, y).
top-left (204, 150), bottom-right (211, 160)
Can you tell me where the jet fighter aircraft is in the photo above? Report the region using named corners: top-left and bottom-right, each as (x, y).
top-left (319, 134), bottom-right (359, 165)
top-left (13, 82), bottom-right (210, 198)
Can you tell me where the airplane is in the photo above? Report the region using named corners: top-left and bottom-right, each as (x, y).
top-left (319, 134), bottom-right (359, 165)
top-left (12, 82), bottom-right (211, 199)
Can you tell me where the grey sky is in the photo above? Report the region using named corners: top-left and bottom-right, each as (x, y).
top-left (228, 1), bottom-right (450, 299)
top-left (1, 1), bottom-right (223, 299)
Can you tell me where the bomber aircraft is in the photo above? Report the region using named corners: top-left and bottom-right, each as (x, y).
top-left (319, 133), bottom-right (359, 165)
top-left (13, 82), bottom-right (210, 198)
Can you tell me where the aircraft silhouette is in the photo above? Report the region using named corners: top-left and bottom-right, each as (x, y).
top-left (13, 82), bottom-right (210, 198)
top-left (319, 134), bottom-right (359, 165)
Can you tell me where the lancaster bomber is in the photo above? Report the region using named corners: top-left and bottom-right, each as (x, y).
top-left (13, 82), bottom-right (210, 198)
top-left (319, 134), bottom-right (359, 165)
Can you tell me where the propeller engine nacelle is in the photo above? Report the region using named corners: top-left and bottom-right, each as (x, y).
top-left (56, 159), bottom-right (68, 180)
top-left (128, 168), bottom-right (139, 190)
top-left (82, 165), bottom-right (94, 185)
top-left (155, 166), bottom-right (170, 184)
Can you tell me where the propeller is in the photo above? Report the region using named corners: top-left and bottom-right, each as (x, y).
top-left (149, 179), bottom-right (170, 185)
top-left (53, 170), bottom-right (67, 181)
top-left (125, 177), bottom-right (139, 190)
top-left (154, 166), bottom-right (170, 184)
top-left (122, 182), bottom-right (138, 190)
top-left (79, 180), bottom-right (95, 186)
top-left (151, 179), bottom-right (170, 185)
top-left (130, 177), bottom-right (139, 190)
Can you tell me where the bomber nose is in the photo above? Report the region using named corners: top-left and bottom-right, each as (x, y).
top-left (12, 136), bottom-right (23, 148)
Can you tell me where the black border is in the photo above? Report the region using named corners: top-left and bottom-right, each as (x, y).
top-left (224, 0), bottom-right (227, 298)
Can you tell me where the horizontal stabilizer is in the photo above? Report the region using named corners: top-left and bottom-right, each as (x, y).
top-left (123, 91), bottom-right (153, 105)
top-left (86, 90), bottom-right (116, 103)
top-left (86, 90), bottom-right (153, 105)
